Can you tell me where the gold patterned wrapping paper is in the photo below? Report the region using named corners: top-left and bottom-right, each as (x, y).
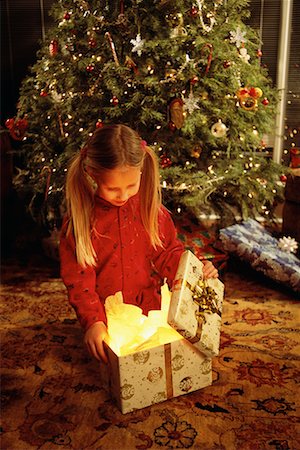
top-left (104, 339), bottom-right (212, 414)
top-left (168, 250), bottom-right (224, 358)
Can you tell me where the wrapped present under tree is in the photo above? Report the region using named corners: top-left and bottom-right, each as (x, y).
top-left (220, 219), bottom-right (300, 293)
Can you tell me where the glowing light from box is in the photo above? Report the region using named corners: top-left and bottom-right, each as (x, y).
top-left (104, 284), bottom-right (183, 356)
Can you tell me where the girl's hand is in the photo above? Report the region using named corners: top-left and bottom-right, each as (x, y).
top-left (84, 321), bottom-right (108, 363)
top-left (202, 260), bottom-right (219, 279)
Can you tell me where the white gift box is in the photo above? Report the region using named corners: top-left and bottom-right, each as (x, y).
top-left (102, 285), bottom-right (212, 414)
top-left (168, 250), bottom-right (224, 358)
top-left (104, 338), bottom-right (212, 414)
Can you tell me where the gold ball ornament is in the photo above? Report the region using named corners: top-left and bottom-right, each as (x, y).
top-left (211, 120), bottom-right (228, 138)
top-left (191, 146), bottom-right (202, 158)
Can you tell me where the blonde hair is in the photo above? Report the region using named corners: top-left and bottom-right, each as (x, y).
top-left (65, 124), bottom-right (162, 267)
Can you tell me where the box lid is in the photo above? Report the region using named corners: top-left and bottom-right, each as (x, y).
top-left (167, 250), bottom-right (224, 357)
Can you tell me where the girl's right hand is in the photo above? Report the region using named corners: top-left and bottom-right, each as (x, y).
top-left (84, 321), bottom-right (108, 363)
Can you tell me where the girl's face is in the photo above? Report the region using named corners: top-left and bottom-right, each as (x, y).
top-left (96, 165), bottom-right (142, 207)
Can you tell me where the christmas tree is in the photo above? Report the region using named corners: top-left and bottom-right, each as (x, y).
top-left (11, 0), bottom-right (287, 232)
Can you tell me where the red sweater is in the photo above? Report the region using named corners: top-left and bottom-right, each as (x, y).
top-left (60, 194), bottom-right (184, 331)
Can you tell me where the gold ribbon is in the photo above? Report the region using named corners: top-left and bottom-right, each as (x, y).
top-left (184, 279), bottom-right (221, 343)
top-left (164, 343), bottom-right (173, 399)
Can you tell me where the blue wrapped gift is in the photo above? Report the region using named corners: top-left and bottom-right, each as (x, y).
top-left (220, 219), bottom-right (300, 293)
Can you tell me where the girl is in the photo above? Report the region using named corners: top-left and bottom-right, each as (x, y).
top-left (60, 124), bottom-right (218, 363)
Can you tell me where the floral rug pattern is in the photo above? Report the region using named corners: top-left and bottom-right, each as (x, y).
top-left (1, 256), bottom-right (299, 449)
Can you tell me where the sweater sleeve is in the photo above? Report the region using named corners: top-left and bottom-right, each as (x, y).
top-left (59, 220), bottom-right (106, 331)
top-left (152, 207), bottom-right (184, 286)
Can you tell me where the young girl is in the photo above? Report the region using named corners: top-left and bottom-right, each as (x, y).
top-left (60, 124), bottom-right (218, 363)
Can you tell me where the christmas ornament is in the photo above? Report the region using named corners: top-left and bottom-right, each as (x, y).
top-left (130, 34), bottom-right (145, 57)
top-left (230, 26), bottom-right (246, 48)
top-left (249, 87), bottom-right (263, 98)
top-left (201, 43), bottom-right (213, 74)
top-left (257, 49), bottom-right (263, 57)
top-left (239, 47), bottom-right (250, 63)
top-left (169, 98), bottom-right (184, 129)
top-left (96, 120), bottom-right (103, 129)
top-left (105, 32), bottom-right (120, 66)
top-left (240, 96), bottom-right (257, 111)
top-left (236, 86), bottom-right (262, 111)
top-left (63, 12), bottom-right (71, 20)
top-left (190, 6), bottom-right (198, 17)
top-left (49, 39), bottom-right (59, 56)
top-left (88, 37), bottom-right (97, 48)
top-left (190, 75), bottom-right (199, 85)
top-left (5, 117), bottom-right (28, 140)
top-left (170, 12), bottom-right (187, 38)
top-left (191, 146), bottom-right (202, 158)
top-left (280, 174), bottom-right (287, 182)
top-left (160, 154), bottom-right (172, 168)
top-left (183, 92), bottom-right (200, 114)
top-left (165, 68), bottom-right (177, 80)
top-left (211, 120), bottom-right (228, 138)
top-left (223, 60), bottom-right (231, 69)
top-left (278, 236), bottom-right (298, 254)
top-left (110, 95), bottom-right (119, 106)
top-left (262, 97), bottom-right (269, 106)
top-left (125, 56), bottom-right (139, 74)
top-left (40, 90), bottom-right (48, 97)
top-left (237, 87), bottom-right (249, 98)
top-left (86, 64), bottom-right (95, 72)
top-left (195, 0), bottom-right (219, 32)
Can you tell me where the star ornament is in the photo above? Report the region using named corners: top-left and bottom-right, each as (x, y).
top-left (130, 33), bottom-right (145, 57)
top-left (230, 26), bottom-right (247, 48)
top-left (278, 236), bottom-right (298, 254)
top-left (184, 92), bottom-right (200, 114)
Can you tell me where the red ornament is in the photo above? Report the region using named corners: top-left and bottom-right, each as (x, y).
top-left (168, 121), bottom-right (176, 132)
top-left (110, 95), bottom-right (119, 106)
top-left (223, 60), bottom-right (231, 69)
top-left (40, 90), bottom-right (48, 97)
top-left (257, 49), bottom-right (263, 57)
top-left (96, 120), bottom-right (103, 129)
top-left (5, 117), bottom-right (28, 141)
top-left (249, 87), bottom-right (263, 98)
top-left (237, 87), bottom-right (249, 98)
top-left (190, 6), bottom-right (198, 16)
top-left (89, 37), bottom-right (97, 48)
top-left (262, 97), bottom-right (269, 106)
top-left (49, 39), bottom-right (58, 56)
top-left (280, 174), bottom-right (287, 182)
top-left (190, 75), bottom-right (199, 85)
top-left (5, 118), bottom-right (14, 129)
top-left (64, 12), bottom-right (71, 20)
top-left (86, 64), bottom-right (95, 72)
top-left (160, 155), bottom-right (172, 168)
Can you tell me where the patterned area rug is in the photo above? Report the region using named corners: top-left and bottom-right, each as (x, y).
top-left (1, 251), bottom-right (299, 450)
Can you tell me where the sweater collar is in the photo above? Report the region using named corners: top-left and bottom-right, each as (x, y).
top-left (94, 192), bottom-right (140, 210)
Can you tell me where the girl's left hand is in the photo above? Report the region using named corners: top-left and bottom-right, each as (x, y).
top-left (202, 260), bottom-right (219, 279)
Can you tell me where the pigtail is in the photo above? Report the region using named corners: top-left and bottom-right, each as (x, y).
top-left (66, 153), bottom-right (97, 267)
top-left (140, 146), bottom-right (162, 249)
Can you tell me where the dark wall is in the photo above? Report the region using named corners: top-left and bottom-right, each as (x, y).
top-left (1, 0), bottom-right (54, 123)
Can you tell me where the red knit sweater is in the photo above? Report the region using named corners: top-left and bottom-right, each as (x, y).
top-left (59, 194), bottom-right (184, 331)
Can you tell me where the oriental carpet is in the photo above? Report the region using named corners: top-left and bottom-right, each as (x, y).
top-left (1, 238), bottom-right (299, 450)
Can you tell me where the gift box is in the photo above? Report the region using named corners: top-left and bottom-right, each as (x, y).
top-left (168, 250), bottom-right (224, 358)
top-left (102, 285), bottom-right (212, 414)
top-left (219, 219), bottom-right (300, 293)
